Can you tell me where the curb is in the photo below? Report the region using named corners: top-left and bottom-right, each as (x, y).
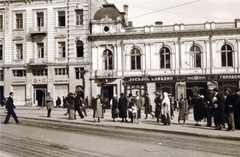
top-left (12, 115), bottom-right (240, 141)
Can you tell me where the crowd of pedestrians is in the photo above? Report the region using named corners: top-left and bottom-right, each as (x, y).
top-left (2, 87), bottom-right (240, 133)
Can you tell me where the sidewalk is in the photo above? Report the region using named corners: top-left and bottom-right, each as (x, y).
top-left (1, 106), bottom-right (239, 140)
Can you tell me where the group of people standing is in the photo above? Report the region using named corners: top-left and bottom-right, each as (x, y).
top-left (191, 88), bottom-right (240, 131)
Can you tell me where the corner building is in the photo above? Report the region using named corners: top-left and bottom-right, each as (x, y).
top-left (0, 0), bottom-right (106, 106)
top-left (89, 4), bottom-right (240, 104)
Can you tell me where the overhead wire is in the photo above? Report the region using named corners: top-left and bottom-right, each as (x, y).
top-left (128, 0), bottom-right (201, 20)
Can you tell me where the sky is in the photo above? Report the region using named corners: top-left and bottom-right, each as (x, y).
top-left (106, 0), bottom-right (240, 27)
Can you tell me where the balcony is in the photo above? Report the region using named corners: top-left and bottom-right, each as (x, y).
top-left (13, 59), bottom-right (24, 64)
top-left (28, 58), bottom-right (47, 67)
top-left (55, 57), bottom-right (68, 63)
top-left (95, 70), bottom-right (117, 78)
top-left (29, 27), bottom-right (47, 36)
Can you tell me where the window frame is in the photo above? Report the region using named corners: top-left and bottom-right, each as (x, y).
top-left (76, 41), bottom-right (84, 57)
top-left (0, 14), bottom-right (3, 30)
top-left (15, 13), bottom-right (23, 29)
top-left (159, 47), bottom-right (171, 69)
top-left (103, 49), bottom-right (113, 70)
top-left (221, 44), bottom-right (233, 67)
top-left (58, 42), bottom-right (66, 58)
top-left (16, 43), bottom-right (23, 60)
top-left (189, 45), bottom-right (202, 68)
top-left (58, 11), bottom-right (65, 27)
top-left (130, 48), bottom-right (141, 70)
top-left (75, 9), bottom-right (83, 26)
top-left (12, 69), bottom-right (26, 77)
top-left (37, 43), bottom-right (44, 58)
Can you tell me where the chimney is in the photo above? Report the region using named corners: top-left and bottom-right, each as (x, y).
top-left (123, 5), bottom-right (128, 26)
top-left (155, 21), bottom-right (163, 26)
top-left (128, 21), bottom-right (133, 27)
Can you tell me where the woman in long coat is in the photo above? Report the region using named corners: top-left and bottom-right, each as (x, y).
top-left (144, 93), bottom-right (154, 119)
top-left (111, 94), bottom-right (118, 122)
top-left (118, 93), bottom-right (128, 122)
top-left (45, 92), bottom-right (54, 117)
top-left (93, 94), bottom-right (103, 122)
top-left (178, 94), bottom-right (189, 124)
top-left (161, 92), bottom-right (171, 125)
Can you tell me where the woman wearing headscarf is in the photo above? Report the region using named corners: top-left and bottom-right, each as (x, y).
top-left (161, 92), bottom-right (171, 125)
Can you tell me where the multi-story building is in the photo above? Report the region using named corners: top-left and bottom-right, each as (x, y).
top-left (89, 4), bottom-right (240, 104)
top-left (0, 0), bottom-right (106, 106)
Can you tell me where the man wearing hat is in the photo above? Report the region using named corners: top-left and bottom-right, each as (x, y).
top-left (154, 91), bottom-right (162, 123)
top-left (225, 88), bottom-right (235, 131)
top-left (144, 93), bottom-right (154, 119)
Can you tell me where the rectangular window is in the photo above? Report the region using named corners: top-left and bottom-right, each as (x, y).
top-left (32, 69), bottom-right (47, 76)
top-left (37, 12), bottom-right (44, 28)
top-left (12, 70), bottom-right (26, 77)
top-left (58, 11), bottom-right (65, 26)
top-left (16, 13), bottom-right (23, 29)
top-left (55, 68), bottom-right (68, 75)
top-left (0, 70), bottom-right (4, 81)
top-left (16, 44), bottom-right (23, 59)
top-left (0, 15), bottom-right (3, 30)
top-left (37, 43), bottom-right (44, 58)
top-left (76, 10), bottom-right (83, 26)
top-left (0, 45), bottom-right (2, 60)
top-left (75, 67), bottom-right (84, 79)
top-left (58, 42), bottom-right (66, 57)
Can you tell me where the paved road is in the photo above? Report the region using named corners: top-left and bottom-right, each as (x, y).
top-left (1, 118), bottom-right (240, 157)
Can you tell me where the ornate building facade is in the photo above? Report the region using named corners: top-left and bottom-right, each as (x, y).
top-left (89, 4), bottom-right (240, 104)
top-left (0, 0), bottom-right (106, 106)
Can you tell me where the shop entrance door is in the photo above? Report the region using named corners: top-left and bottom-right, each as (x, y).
top-left (34, 85), bottom-right (47, 107)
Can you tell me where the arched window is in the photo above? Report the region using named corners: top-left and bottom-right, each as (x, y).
top-left (221, 44), bottom-right (233, 67)
top-left (190, 45), bottom-right (201, 68)
top-left (160, 47), bottom-right (170, 69)
top-left (76, 41), bottom-right (84, 57)
top-left (103, 49), bottom-right (113, 70)
top-left (131, 48), bottom-right (141, 70)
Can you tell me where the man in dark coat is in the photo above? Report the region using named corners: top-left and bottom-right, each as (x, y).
top-left (144, 93), bottom-right (154, 119)
top-left (74, 90), bottom-right (84, 119)
top-left (118, 93), bottom-right (128, 122)
top-left (154, 91), bottom-right (162, 123)
top-left (134, 91), bottom-right (143, 119)
top-left (111, 94), bottom-right (118, 122)
top-left (2, 92), bottom-right (19, 124)
top-left (206, 89), bottom-right (214, 127)
top-left (234, 89), bottom-right (240, 129)
top-left (224, 88), bottom-right (235, 131)
top-left (212, 88), bottom-right (225, 130)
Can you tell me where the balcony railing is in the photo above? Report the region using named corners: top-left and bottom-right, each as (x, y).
top-left (13, 59), bottom-right (24, 64)
top-left (95, 70), bottom-right (117, 78)
top-left (29, 27), bottom-right (47, 35)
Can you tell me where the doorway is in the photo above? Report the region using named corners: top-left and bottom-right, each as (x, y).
top-left (34, 85), bottom-right (47, 106)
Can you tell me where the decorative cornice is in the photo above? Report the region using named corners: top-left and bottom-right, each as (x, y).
top-left (88, 28), bottom-right (240, 41)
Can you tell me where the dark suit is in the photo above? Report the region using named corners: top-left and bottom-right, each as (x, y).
top-left (74, 92), bottom-right (84, 119)
top-left (4, 96), bottom-right (19, 124)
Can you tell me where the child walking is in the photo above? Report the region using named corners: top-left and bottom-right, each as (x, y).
top-left (132, 104), bottom-right (139, 124)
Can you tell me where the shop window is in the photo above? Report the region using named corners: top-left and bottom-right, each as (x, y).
top-left (131, 48), bottom-right (141, 70)
top-left (221, 44), bottom-right (233, 67)
top-left (0, 45), bottom-right (2, 60)
top-left (156, 83), bottom-right (175, 96)
top-left (32, 69), bottom-right (47, 76)
top-left (55, 68), bottom-right (68, 75)
top-left (0, 70), bottom-right (3, 81)
top-left (16, 44), bottom-right (23, 59)
top-left (76, 10), bottom-right (83, 26)
top-left (16, 13), bottom-right (23, 29)
top-left (37, 43), bottom-right (44, 58)
top-left (12, 70), bottom-right (26, 77)
top-left (58, 42), bottom-right (66, 57)
top-left (75, 67), bottom-right (84, 79)
top-left (160, 47), bottom-right (171, 69)
top-left (58, 11), bottom-right (65, 26)
top-left (190, 45), bottom-right (201, 68)
top-left (103, 49), bottom-right (113, 70)
top-left (76, 40), bottom-right (83, 57)
top-left (0, 15), bottom-right (3, 30)
top-left (218, 82), bottom-right (238, 95)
